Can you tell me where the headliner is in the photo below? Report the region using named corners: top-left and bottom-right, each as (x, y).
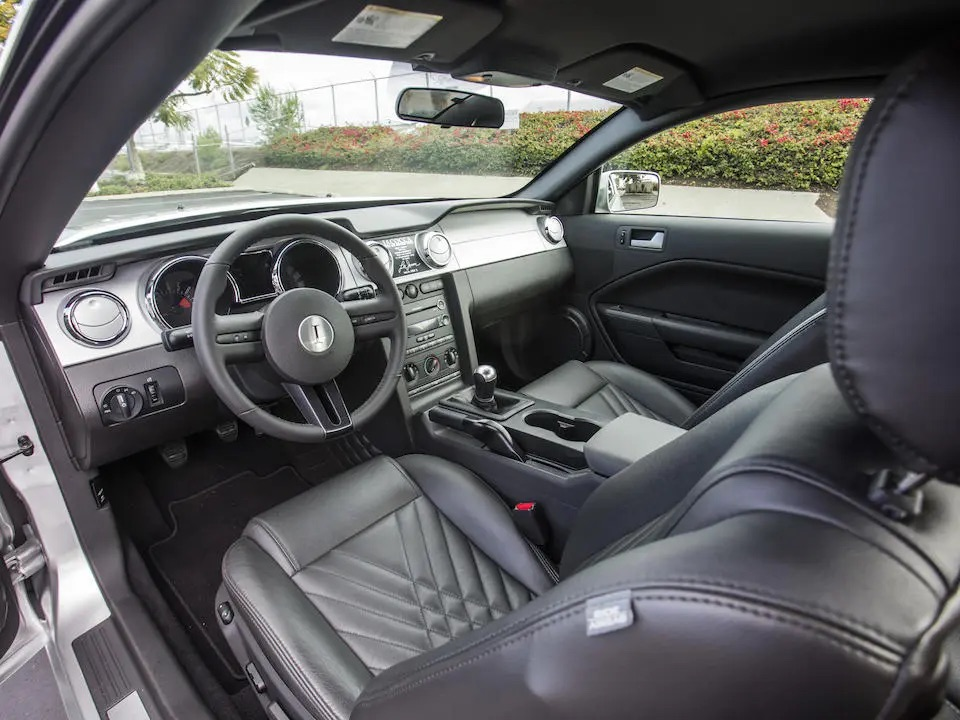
top-left (226, 0), bottom-right (960, 116)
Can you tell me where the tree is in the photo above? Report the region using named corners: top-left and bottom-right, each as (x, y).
top-left (0, 1), bottom-right (19, 46)
top-left (126, 50), bottom-right (258, 176)
top-left (154, 51), bottom-right (258, 129)
top-left (248, 84), bottom-right (304, 141)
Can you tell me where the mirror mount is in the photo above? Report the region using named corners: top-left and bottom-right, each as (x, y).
top-left (597, 170), bottom-right (661, 213)
top-left (396, 87), bottom-right (505, 129)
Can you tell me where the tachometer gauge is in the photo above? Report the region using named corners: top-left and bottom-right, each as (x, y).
top-left (147, 256), bottom-right (236, 329)
top-left (272, 239), bottom-right (343, 294)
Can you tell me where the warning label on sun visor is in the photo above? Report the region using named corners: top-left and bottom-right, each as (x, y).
top-left (602, 67), bottom-right (663, 94)
top-left (332, 5), bottom-right (443, 49)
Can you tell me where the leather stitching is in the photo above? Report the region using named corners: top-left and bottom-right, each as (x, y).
top-left (393, 509), bottom-right (434, 643)
top-left (356, 590), bottom-right (897, 709)
top-left (302, 564), bottom-right (480, 627)
top-left (945, 700), bottom-right (960, 718)
top-left (249, 518), bottom-right (300, 573)
top-left (828, 51), bottom-right (951, 477)
top-left (412, 501), bottom-right (454, 642)
top-left (684, 308), bottom-right (826, 428)
top-left (335, 628), bottom-right (425, 654)
top-left (298, 588), bottom-right (455, 640)
top-left (526, 540), bottom-right (560, 584)
top-left (330, 547), bottom-right (513, 614)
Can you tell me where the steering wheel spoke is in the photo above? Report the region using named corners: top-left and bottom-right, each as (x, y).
top-left (282, 381), bottom-right (353, 438)
top-left (343, 295), bottom-right (400, 340)
top-left (213, 311), bottom-right (265, 362)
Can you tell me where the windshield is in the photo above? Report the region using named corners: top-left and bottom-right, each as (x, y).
top-left (64, 51), bottom-right (618, 245)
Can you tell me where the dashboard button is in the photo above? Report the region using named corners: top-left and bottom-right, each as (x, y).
top-left (444, 348), bottom-right (459, 367)
top-left (404, 285), bottom-right (419, 299)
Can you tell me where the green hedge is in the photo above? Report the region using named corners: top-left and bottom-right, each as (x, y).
top-left (90, 173), bottom-right (228, 196)
top-left (263, 99), bottom-right (869, 191)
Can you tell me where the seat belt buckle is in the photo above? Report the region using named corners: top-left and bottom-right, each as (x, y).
top-left (512, 502), bottom-right (550, 546)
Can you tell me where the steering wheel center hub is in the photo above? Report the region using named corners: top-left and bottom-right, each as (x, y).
top-left (262, 287), bottom-right (355, 384)
top-left (298, 315), bottom-right (336, 354)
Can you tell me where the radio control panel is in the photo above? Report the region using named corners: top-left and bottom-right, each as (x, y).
top-left (399, 277), bottom-right (460, 395)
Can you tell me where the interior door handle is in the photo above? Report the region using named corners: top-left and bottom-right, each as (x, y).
top-left (617, 227), bottom-right (665, 250)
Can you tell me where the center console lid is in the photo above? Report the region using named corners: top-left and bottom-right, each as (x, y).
top-left (584, 413), bottom-right (686, 477)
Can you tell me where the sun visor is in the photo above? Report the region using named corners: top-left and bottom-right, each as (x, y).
top-left (235, 0), bottom-right (503, 65)
top-left (557, 46), bottom-right (703, 116)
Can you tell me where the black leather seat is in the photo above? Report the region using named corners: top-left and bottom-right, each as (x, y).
top-left (521, 293), bottom-right (825, 426)
top-left (221, 40), bottom-right (960, 720)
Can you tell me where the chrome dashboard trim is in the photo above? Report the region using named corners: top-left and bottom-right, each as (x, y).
top-left (143, 255), bottom-right (240, 331)
top-left (271, 237), bottom-right (344, 295)
top-left (58, 289), bottom-right (131, 348)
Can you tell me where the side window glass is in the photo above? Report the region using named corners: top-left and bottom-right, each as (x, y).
top-left (598, 99), bottom-right (870, 222)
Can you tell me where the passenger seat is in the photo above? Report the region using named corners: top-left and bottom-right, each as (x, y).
top-left (522, 294), bottom-right (826, 428)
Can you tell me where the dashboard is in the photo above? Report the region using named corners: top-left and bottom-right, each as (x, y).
top-left (24, 198), bottom-right (574, 469)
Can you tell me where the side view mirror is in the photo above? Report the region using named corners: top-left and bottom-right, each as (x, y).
top-left (396, 87), bottom-right (505, 128)
top-left (596, 170), bottom-right (661, 213)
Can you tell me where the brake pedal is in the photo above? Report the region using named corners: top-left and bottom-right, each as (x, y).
top-left (158, 440), bottom-right (188, 469)
top-left (215, 420), bottom-right (239, 443)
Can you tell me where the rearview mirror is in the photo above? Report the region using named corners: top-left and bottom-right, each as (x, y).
top-left (597, 170), bottom-right (661, 213)
top-left (396, 87), bottom-right (505, 128)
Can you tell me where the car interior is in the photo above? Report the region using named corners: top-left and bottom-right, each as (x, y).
top-left (3, 1), bottom-right (960, 719)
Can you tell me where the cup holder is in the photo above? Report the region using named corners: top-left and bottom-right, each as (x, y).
top-left (524, 411), bottom-right (601, 443)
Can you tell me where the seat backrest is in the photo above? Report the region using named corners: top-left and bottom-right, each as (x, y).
top-left (352, 38), bottom-right (960, 720)
top-left (683, 292), bottom-right (826, 427)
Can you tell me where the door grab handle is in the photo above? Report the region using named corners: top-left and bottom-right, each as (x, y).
top-left (630, 231), bottom-right (664, 250)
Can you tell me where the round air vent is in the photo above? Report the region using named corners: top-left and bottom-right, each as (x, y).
top-left (62, 290), bottom-right (129, 347)
top-left (538, 215), bottom-right (565, 244)
top-left (416, 232), bottom-right (452, 268)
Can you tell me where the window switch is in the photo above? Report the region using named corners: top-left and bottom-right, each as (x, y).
top-left (144, 379), bottom-right (162, 407)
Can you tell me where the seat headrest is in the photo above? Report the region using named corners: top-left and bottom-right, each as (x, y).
top-left (828, 38), bottom-right (960, 480)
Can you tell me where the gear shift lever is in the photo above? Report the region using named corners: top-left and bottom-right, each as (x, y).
top-left (472, 365), bottom-right (498, 411)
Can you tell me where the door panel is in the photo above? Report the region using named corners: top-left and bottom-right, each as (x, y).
top-left (561, 213), bottom-right (830, 401)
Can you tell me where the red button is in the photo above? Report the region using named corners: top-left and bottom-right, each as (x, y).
top-left (514, 502), bottom-right (535, 511)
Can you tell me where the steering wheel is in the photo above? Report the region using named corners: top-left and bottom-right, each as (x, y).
top-left (192, 214), bottom-right (405, 442)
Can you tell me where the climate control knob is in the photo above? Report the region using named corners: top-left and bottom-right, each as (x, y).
top-left (443, 348), bottom-right (459, 367)
top-left (423, 355), bottom-right (441, 376)
top-left (403, 363), bottom-right (419, 384)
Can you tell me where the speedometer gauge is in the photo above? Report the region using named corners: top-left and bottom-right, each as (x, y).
top-left (146, 256), bottom-right (236, 329)
top-left (272, 239), bottom-right (343, 294)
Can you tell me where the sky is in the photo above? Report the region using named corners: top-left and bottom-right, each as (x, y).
top-left (134, 51), bottom-right (618, 149)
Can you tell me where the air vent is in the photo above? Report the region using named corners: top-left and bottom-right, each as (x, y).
top-left (42, 263), bottom-right (116, 293)
top-left (538, 216), bottom-right (565, 244)
top-left (61, 290), bottom-right (130, 347)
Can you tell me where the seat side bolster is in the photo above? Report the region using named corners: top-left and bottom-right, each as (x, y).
top-left (397, 454), bottom-right (555, 595)
top-left (222, 538), bottom-right (371, 720)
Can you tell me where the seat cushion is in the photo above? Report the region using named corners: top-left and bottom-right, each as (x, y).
top-left (222, 454), bottom-right (556, 720)
top-left (521, 360), bottom-right (696, 425)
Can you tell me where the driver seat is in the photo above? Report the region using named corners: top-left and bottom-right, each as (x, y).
top-left (221, 40), bottom-right (960, 720)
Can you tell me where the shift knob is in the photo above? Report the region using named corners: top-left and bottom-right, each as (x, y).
top-left (472, 365), bottom-right (498, 410)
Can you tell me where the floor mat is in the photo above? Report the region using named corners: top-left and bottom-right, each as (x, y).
top-left (148, 467), bottom-right (309, 687)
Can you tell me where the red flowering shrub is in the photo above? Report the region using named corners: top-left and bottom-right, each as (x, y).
top-left (608, 98), bottom-right (870, 190)
top-left (262, 99), bottom-right (870, 191)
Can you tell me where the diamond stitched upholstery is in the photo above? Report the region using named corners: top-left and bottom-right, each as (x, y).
top-left (222, 455), bottom-right (554, 720)
top-left (293, 496), bottom-right (531, 674)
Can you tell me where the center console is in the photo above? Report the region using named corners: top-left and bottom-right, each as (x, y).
top-left (417, 362), bottom-right (687, 556)
top-left (398, 278), bottom-right (461, 397)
